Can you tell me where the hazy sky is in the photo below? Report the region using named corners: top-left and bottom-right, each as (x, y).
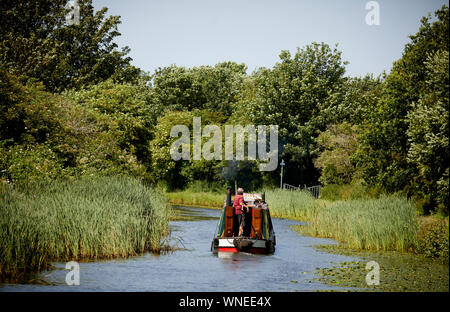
top-left (93, 0), bottom-right (448, 77)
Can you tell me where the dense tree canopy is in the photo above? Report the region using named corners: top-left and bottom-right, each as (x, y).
top-left (148, 62), bottom-right (247, 116)
top-left (355, 5), bottom-right (449, 213)
top-left (0, 0), bottom-right (141, 92)
top-left (234, 43), bottom-right (348, 186)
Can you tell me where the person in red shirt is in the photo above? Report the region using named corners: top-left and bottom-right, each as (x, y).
top-left (233, 187), bottom-right (248, 236)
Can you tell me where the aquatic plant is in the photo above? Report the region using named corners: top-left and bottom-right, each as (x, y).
top-left (301, 195), bottom-right (419, 252)
top-left (0, 175), bottom-right (172, 282)
top-left (263, 189), bottom-right (318, 221)
top-left (167, 188), bottom-right (421, 253)
top-left (166, 191), bottom-right (225, 208)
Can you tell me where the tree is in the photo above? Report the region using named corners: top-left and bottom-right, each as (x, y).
top-left (356, 6), bottom-right (449, 210)
top-left (407, 50), bottom-right (449, 214)
top-left (236, 42), bottom-right (347, 186)
top-left (0, 0), bottom-right (141, 92)
top-left (149, 110), bottom-right (228, 190)
top-left (148, 62), bottom-right (247, 116)
top-left (314, 122), bottom-right (359, 185)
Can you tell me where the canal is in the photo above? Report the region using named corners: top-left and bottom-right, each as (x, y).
top-left (0, 206), bottom-right (361, 291)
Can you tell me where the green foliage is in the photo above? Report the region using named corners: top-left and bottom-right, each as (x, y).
top-left (407, 50), bottom-right (449, 214)
top-left (0, 143), bottom-right (66, 183)
top-left (0, 176), bottom-right (172, 282)
top-left (1, 1), bottom-right (448, 217)
top-left (236, 42), bottom-right (347, 186)
top-left (263, 189), bottom-right (318, 221)
top-left (149, 62), bottom-right (246, 116)
top-left (314, 122), bottom-right (359, 184)
top-left (355, 6), bottom-right (449, 215)
top-left (0, 0), bottom-right (141, 92)
top-left (0, 72), bottom-right (149, 183)
top-left (315, 245), bottom-right (449, 292)
top-left (301, 196), bottom-right (419, 252)
top-left (416, 219), bottom-right (449, 264)
top-left (0, 68), bottom-right (61, 145)
top-left (167, 190), bottom-right (225, 208)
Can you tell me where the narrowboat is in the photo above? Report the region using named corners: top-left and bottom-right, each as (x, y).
top-left (211, 187), bottom-right (276, 254)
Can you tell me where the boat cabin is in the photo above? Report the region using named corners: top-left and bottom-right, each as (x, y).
top-left (211, 188), bottom-right (276, 254)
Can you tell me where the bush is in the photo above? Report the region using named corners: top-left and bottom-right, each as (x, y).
top-left (166, 190), bottom-right (225, 208)
top-left (0, 143), bottom-right (67, 183)
top-left (0, 75), bottom-right (150, 183)
top-left (416, 219), bottom-right (449, 264)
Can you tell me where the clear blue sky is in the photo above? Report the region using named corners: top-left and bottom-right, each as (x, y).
top-left (93, 0), bottom-right (448, 77)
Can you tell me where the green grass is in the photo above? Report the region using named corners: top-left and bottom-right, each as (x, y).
top-left (166, 191), bottom-right (225, 208)
top-left (167, 188), bottom-right (441, 255)
top-left (320, 181), bottom-right (380, 201)
top-left (0, 175), bottom-right (172, 282)
top-left (263, 189), bottom-right (319, 221)
top-left (166, 188), bottom-right (318, 216)
top-left (300, 196), bottom-right (419, 252)
top-left (416, 217), bottom-right (449, 263)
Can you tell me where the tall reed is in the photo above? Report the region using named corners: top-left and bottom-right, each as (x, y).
top-left (263, 189), bottom-right (318, 221)
top-left (166, 187), bottom-right (419, 253)
top-left (262, 189), bottom-right (418, 252)
top-left (0, 176), bottom-right (172, 281)
top-left (301, 195), bottom-right (419, 252)
top-left (166, 191), bottom-right (225, 208)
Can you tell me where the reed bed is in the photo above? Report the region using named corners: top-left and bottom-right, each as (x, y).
top-left (0, 176), bottom-right (172, 282)
top-left (167, 188), bottom-right (318, 215)
top-left (259, 189), bottom-right (418, 252)
top-left (166, 191), bottom-right (225, 208)
top-left (166, 188), bottom-right (420, 253)
top-left (301, 195), bottom-right (419, 252)
top-left (263, 189), bottom-right (319, 221)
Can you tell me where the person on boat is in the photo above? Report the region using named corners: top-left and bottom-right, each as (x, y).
top-left (253, 198), bottom-right (268, 210)
top-left (233, 188), bottom-right (248, 236)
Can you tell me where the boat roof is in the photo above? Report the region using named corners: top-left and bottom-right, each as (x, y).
top-left (243, 193), bottom-right (262, 201)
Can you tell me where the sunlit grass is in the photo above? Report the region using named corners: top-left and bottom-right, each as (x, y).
top-left (166, 188), bottom-right (420, 253)
top-left (263, 189), bottom-right (319, 221)
top-left (0, 176), bottom-right (172, 282)
top-left (301, 196), bottom-right (419, 252)
top-left (166, 191), bottom-right (225, 208)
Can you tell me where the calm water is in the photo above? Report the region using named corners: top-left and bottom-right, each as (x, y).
top-left (0, 206), bottom-right (362, 292)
